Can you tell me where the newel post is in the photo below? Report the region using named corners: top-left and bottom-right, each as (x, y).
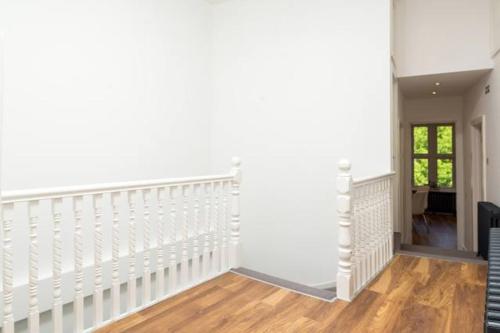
top-left (229, 157), bottom-right (242, 268)
top-left (337, 159), bottom-right (353, 301)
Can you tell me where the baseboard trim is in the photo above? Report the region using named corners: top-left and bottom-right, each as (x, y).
top-left (230, 267), bottom-right (336, 302)
top-left (310, 280), bottom-right (336, 290)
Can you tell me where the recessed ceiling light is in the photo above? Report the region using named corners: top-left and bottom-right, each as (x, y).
top-left (432, 91), bottom-right (437, 95)
top-left (435, 82), bottom-right (441, 86)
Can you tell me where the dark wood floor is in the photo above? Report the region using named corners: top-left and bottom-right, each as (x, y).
top-left (97, 255), bottom-right (486, 333)
top-left (413, 213), bottom-right (457, 249)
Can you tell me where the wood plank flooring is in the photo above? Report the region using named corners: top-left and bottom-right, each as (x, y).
top-left (97, 255), bottom-right (487, 333)
top-left (413, 213), bottom-right (457, 249)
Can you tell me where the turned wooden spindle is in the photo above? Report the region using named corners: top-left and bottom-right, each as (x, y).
top-left (2, 203), bottom-right (14, 333)
top-left (127, 190), bottom-right (137, 309)
top-left (28, 200), bottom-right (40, 333)
top-left (52, 198), bottom-right (63, 333)
top-left (111, 192), bottom-right (121, 317)
top-left (156, 188), bottom-right (166, 298)
top-left (143, 189), bottom-right (152, 302)
top-left (202, 183), bottom-right (212, 276)
top-left (93, 193), bottom-right (104, 325)
top-left (212, 182), bottom-right (221, 273)
top-left (180, 185), bottom-right (189, 285)
top-left (192, 184), bottom-right (201, 282)
top-left (73, 196), bottom-right (84, 332)
top-left (168, 186), bottom-right (177, 293)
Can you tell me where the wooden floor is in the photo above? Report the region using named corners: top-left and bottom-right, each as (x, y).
top-left (413, 213), bottom-right (457, 249)
top-left (97, 255), bottom-right (486, 333)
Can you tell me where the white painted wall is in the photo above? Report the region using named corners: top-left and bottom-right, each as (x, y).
top-left (0, 0), bottom-right (213, 191)
top-left (395, 0), bottom-right (492, 77)
top-left (0, 1), bottom-right (214, 331)
top-left (0, 0), bottom-right (393, 298)
top-left (463, 56), bottom-right (500, 250)
top-left (401, 96), bottom-right (466, 249)
top-left (209, 0), bottom-right (392, 286)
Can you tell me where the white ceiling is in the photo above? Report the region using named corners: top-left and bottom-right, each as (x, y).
top-left (398, 69), bottom-right (492, 99)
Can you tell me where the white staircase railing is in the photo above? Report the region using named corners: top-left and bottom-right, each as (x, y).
top-left (1, 158), bottom-right (241, 333)
top-left (336, 159), bottom-right (394, 301)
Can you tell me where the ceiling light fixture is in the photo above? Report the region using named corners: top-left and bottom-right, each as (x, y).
top-left (432, 91), bottom-right (437, 95)
top-left (435, 82), bottom-right (441, 86)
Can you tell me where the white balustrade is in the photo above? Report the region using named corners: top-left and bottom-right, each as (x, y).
top-left (0, 158), bottom-right (241, 332)
top-left (336, 159), bottom-right (394, 301)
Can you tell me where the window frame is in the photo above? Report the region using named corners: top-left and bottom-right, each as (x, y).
top-left (411, 123), bottom-right (456, 191)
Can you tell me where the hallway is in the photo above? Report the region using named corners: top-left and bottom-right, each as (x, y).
top-left (97, 255), bottom-right (486, 333)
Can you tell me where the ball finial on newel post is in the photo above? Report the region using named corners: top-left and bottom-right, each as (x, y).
top-left (338, 159), bottom-right (351, 174)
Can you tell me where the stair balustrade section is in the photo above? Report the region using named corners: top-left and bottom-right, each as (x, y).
top-left (336, 159), bottom-right (395, 301)
top-left (0, 158), bottom-right (242, 333)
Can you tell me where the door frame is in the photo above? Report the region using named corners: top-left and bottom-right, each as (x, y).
top-left (471, 115), bottom-right (487, 252)
top-left (402, 117), bottom-right (465, 250)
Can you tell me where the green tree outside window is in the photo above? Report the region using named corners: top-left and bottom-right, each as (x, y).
top-left (437, 159), bottom-right (453, 188)
top-left (413, 126), bottom-right (428, 154)
top-left (414, 159), bottom-right (429, 186)
top-left (437, 126), bottom-right (453, 154)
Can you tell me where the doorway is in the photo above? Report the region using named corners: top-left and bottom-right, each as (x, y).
top-left (411, 123), bottom-right (457, 249)
top-left (471, 115), bottom-right (487, 252)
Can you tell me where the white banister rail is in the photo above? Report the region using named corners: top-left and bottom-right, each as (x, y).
top-left (0, 158), bottom-right (242, 333)
top-left (336, 159), bottom-right (394, 301)
top-left (350, 172), bottom-right (396, 187)
top-left (1, 174), bottom-right (234, 203)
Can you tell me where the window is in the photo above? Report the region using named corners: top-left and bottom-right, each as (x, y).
top-left (412, 124), bottom-right (455, 189)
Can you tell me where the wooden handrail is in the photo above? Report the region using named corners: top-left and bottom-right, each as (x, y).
top-left (2, 174), bottom-right (233, 203)
top-left (352, 172), bottom-right (396, 187)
